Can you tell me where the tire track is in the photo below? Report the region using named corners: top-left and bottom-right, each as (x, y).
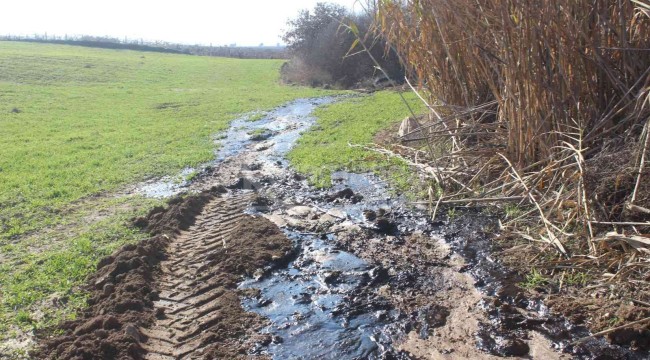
top-left (140, 193), bottom-right (257, 359)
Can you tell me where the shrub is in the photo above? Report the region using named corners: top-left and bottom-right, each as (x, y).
top-left (282, 2), bottom-right (403, 88)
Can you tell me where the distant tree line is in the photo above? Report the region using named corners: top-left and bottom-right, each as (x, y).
top-left (180, 45), bottom-right (287, 59)
top-left (281, 2), bottom-right (404, 88)
top-left (0, 34), bottom-right (287, 59)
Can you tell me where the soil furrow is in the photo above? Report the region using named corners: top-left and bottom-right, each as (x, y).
top-left (141, 194), bottom-right (255, 359)
top-left (37, 188), bottom-right (294, 359)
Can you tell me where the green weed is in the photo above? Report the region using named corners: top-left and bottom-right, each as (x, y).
top-left (288, 92), bottom-right (424, 189)
top-left (565, 272), bottom-right (590, 287)
top-left (504, 204), bottom-right (523, 219)
top-left (520, 268), bottom-right (549, 289)
top-left (15, 311), bottom-right (32, 325)
top-left (247, 111), bottom-right (267, 122)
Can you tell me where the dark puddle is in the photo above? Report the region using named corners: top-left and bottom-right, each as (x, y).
top-left (240, 172), bottom-right (431, 359)
top-left (240, 234), bottom-right (389, 359)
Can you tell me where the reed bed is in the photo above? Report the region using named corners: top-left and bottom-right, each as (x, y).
top-left (365, 0), bottom-right (650, 283)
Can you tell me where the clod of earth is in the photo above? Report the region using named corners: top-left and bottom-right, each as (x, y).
top-left (36, 189), bottom-right (293, 359)
top-left (325, 187), bottom-right (363, 204)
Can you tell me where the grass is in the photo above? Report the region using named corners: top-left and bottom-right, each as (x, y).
top-left (503, 204), bottom-right (523, 219)
top-left (288, 91), bottom-right (424, 188)
top-left (247, 111), bottom-right (267, 122)
top-left (0, 42), bottom-right (331, 241)
top-left (520, 268), bottom-right (549, 290)
top-left (248, 128), bottom-right (275, 142)
top-left (0, 196), bottom-right (161, 345)
top-left (0, 41), bottom-right (339, 346)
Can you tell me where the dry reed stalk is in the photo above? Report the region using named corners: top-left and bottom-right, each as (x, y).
top-left (369, 0), bottom-right (650, 263)
top-left (573, 317), bottom-right (650, 345)
top-left (631, 119), bottom-right (650, 203)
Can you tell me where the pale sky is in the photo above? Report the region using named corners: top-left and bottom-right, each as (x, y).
top-left (0, 0), bottom-right (363, 46)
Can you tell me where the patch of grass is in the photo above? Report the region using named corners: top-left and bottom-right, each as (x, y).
top-left (0, 41), bottom-right (335, 243)
top-left (247, 111), bottom-right (267, 122)
top-left (565, 271), bottom-right (590, 287)
top-left (248, 128), bottom-right (269, 136)
top-left (0, 41), bottom-right (340, 343)
top-left (520, 268), bottom-right (549, 289)
top-left (608, 316), bottom-right (622, 327)
top-left (288, 91), bottom-right (424, 188)
top-left (15, 311), bottom-right (32, 325)
top-left (185, 170), bottom-right (200, 182)
top-left (504, 204), bottom-right (523, 219)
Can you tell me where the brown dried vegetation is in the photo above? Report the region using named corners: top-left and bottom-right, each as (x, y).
top-left (367, 0), bottom-right (650, 338)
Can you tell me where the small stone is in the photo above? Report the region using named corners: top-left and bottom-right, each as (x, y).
top-left (326, 208), bottom-right (347, 219)
top-left (124, 324), bottom-right (141, 342)
top-left (262, 214), bottom-right (287, 227)
top-left (255, 142), bottom-right (272, 151)
top-left (272, 335), bottom-right (284, 344)
top-left (253, 268), bottom-right (265, 280)
top-left (317, 214), bottom-right (337, 225)
top-left (102, 283), bottom-right (115, 297)
top-left (287, 206), bottom-right (314, 218)
top-left (331, 221), bottom-right (361, 234)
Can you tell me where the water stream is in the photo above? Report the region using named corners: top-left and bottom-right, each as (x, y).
top-left (133, 97), bottom-right (337, 198)
top-left (137, 96), bottom-right (644, 359)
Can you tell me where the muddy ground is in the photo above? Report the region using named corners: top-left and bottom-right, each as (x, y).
top-left (373, 122), bottom-right (650, 355)
top-left (33, 97), bottom-right (649, 359)
top-left (37, 189), bottom-right (294, 359)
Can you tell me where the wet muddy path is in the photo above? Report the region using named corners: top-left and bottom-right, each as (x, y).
top-left (40, 97), bottom-right (648, 359)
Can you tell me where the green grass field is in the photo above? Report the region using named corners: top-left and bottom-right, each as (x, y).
top-left (0, 42), bottom-right (422, 356)
top-left (0, 42), bottom-right (330, 241)
top-left (288, 92), bottom-right (425, 189)
top-left (0, 42), bottom-right (335, 344)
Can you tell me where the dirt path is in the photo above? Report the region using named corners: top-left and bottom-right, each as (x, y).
top-left (35, 97), bottom-right (648, 359)
top-left (38, 191), bottom-right (294, 359)
top-left (141, 193), bottom-right (258, 359)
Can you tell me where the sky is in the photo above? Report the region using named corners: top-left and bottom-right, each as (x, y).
top-left (0, 0), bottom-right (364, 46)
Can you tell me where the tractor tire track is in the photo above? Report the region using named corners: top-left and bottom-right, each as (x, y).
top-left (141, 193), bottom-right (252, 359)
top-left (140, 192), bottom-right (292, 359)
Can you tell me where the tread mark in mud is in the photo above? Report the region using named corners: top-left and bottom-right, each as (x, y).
top-left (140, 193), bottom-right (256, 359)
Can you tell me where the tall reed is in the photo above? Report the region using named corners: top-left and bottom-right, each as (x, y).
top-left (377, 0), bottom-right (650, 167)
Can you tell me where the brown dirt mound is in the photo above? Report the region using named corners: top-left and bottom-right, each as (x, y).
top-left (35, 189), bottom-right (220, 359)
top-left (201, 214), bottom-right (293, 359)
top-left (139, 193), bottom-right (293, 359)
top-left (36, 235), bottom-right (169, 359)
top-left (133, 186), bottom-right (226, 236)
top-left (35, 188), bottom-right (293, 359)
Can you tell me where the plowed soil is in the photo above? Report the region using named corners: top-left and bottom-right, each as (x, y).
top-left (36, 189), bottom-right (292, 359)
